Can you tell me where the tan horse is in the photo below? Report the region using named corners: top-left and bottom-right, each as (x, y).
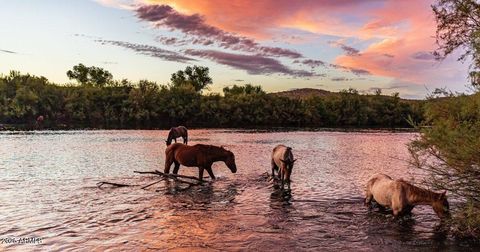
top-left (164, 143), bottom-right (237, 181)
top-left (271, 145), bottom-right (297, 190)
top-left (166, 126), bottom-right (188, 146)
top-left (365, 173), bottom-right (449, 218)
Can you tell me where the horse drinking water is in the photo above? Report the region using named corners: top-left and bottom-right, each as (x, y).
top-left (166, 126), bottom-right (188, 146)
top-left (365, 173), bottom-right (449, 219)
top-left (164, 143), bottom-right (237, 181)
top-left (271, 145), bottom-right (297, 190)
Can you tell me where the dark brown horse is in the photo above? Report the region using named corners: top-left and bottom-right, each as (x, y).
top-left (164, 143), bottom-right (237, 181)
top-left (365, 173), bottom-right (450, 219)
top-left (166, 126), bottom-right (188, 146)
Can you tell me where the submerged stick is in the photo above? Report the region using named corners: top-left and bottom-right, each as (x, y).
top-left (134, 170), bottom-right (204, 182)
top-left (141, 179), bottom-right (164, 189)
top-left (97, 181), bottom-right (133, 188)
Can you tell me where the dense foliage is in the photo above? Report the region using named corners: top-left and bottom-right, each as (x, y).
top-left (409, 91), bottom-right (480, 238)
top-left (0, 67), bottom-right (423, 130)
top-left (408, 0), bottom-right (480, 239)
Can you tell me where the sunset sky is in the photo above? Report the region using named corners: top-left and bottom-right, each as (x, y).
top-left (0, 0), bottom-right (472, 98)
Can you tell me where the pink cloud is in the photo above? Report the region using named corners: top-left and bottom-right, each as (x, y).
top-left (135, 4), bottom-right (302, 58)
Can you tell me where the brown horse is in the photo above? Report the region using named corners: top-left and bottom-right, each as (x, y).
top-left (365, 173), bottom-right (449, 219)
top-left (166, 126), bottom-right (188, 146)
top-left (271, 145), bottom-right (297, 190)
top-left (164, 143), bottom-right (237, 181)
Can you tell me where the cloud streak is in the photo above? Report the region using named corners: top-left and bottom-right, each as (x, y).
top-left (184, 49), bottom-right (318, 77)
top-left (293, 59), bottom-right (326, 68)
top-left (411, 51), bottom-right (435, 61)
top-left (96, 39), bottom-right (194, 63)
top-left (329, 41), bottom-right (361, 56)
top-left (0, 49), bottom-right (17, 54)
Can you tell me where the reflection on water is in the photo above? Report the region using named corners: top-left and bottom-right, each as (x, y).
top-left (0, 130), bottom-right (477, 251)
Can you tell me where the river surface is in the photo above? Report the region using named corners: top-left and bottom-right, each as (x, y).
top-left (0, 129), bottom-right (478, 251)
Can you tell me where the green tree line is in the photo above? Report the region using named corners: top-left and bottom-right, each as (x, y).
top-left (0, 65), bottom-right (423, 130)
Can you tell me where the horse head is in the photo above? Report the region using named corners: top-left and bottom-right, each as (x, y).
top-left (280, 158), bottom-right (297, 184)
top-left (432, 191), bottom-right (450, 219)
top-left (223, 148), bottom-right (237, 173)
top-left (166, 129), bottom-right (174, 146)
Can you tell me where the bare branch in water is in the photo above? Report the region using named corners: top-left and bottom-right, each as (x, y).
top-left (97, 181), bottom-right (133, 188)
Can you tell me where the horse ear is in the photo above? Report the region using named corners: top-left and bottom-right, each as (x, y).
top-left (438, 190), bottom-right (446, 199)
top-left (292, 159), bottom-right (297, 163)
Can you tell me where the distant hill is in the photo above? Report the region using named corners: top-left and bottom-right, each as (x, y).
top-left (270, 88), bottom-right (334, 99)
top-left (270, 88), bottom-right (421, 102)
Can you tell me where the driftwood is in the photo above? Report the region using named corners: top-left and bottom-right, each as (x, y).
top-left (134, 170), bottom-right (204, 182)
top-left (97, 181), bottom-right (134, 188)
top-left (98, 170), bottom-right (206, 190)
top-left (134, 170), bottom-right (203, 186)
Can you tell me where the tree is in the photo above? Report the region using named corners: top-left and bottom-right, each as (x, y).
top-left (67, 63), bottom-right (113, 87)
top-left (170, 65), bottom-right (212, 93)
top-left (433, 0), bottom-right (480, 87)
top-left (223, 84), bottom-right (265, 97)
top-left (408, 0), bottom-right (480, 238)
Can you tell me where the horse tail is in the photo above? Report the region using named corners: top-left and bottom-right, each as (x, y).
top-left (184, 128), bottom-right (188, 144)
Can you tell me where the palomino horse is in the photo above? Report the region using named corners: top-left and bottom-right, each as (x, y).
top-left (365, 173), bottom-right (449, 218)
top-left (166, 126), bottom-right (188, 146)
top-left (271, 145), bottom-right (297, 190)
top-left (164, 143), bottom-right (237, 181)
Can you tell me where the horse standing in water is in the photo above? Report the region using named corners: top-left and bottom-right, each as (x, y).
top-left (164, 143), bottom-right (237, 181)
top-left (271, 145), bottom-right (297, 190)
top-left (166, 126), bottom-right (188, 146)
top-left (365, 173), bottom-right (449, 219)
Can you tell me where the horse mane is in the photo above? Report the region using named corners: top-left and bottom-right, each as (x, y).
top-left (398, 180), bottom-right (440, 203)
top-left (284, 147), bottom-right (294, 162)
top-left (195, 144), bottom-right (231, 156)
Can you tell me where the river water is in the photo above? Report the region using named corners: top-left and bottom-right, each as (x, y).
top-left (0, 130), bottom-right (477, 251)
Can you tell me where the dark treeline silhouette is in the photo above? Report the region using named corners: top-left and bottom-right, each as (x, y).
top-left (0, 65), bottom-right (424, 130)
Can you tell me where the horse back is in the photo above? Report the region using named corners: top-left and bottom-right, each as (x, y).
top-left (272, 144), bottom-right (294, 167)
top-left (367, 173), bottom-right (400, 207)
top-left (166, 143), bottom-right (198, 167)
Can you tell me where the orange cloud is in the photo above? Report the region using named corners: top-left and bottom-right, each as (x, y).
top-left (140, 0), bottom-right (384, 39)
top-left (335, 0), bottom-right (443, 84)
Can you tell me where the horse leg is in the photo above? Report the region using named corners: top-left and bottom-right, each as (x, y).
top-left (391, 195), bottom-right (403, 218)
top-left (164, 152), bottom-right (174, 174)
top-left (174, 138), bottom-right (177, 143)
top-left (280, 169), bottom-right (285, 190)
top-left (198, 167), bottom-right (205, 182)
top-left (365, 189), bottom-right (373, 206)
top-left (173, 161), bottom-right (180, 174)
top-left (206, 166), bottom-right (216, 180)
top-left (271, 159), bottom-right (277, 178)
